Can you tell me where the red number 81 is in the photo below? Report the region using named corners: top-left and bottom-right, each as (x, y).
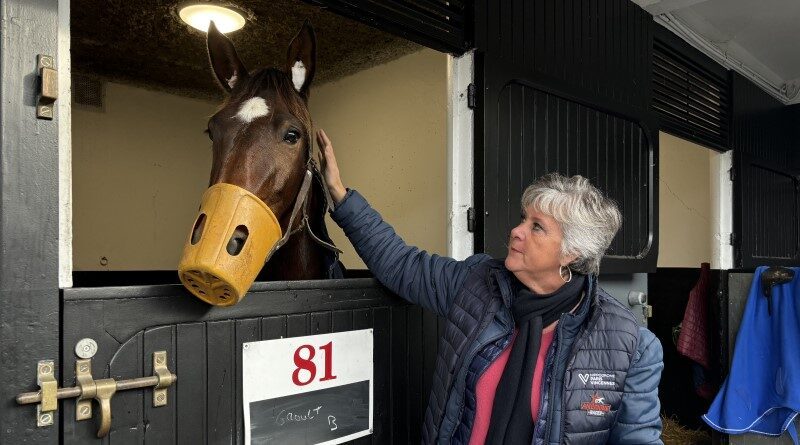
top-left (292, 341), bottom-right (337, 386)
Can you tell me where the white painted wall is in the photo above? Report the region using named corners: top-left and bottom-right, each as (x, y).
top-left (72, 82), bottom-right (216, 271)
top-left (312, 48), bottom-right (448, 269)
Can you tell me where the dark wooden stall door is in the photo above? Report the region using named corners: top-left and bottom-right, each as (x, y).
top-left (473, 0), bottom-right (658, 273)
top-left (733, 153), bottom-right (800, 268)
top-left (61, 280), bottom-right (439, 444)
top-left (730, 74), bottom-right (800, 268)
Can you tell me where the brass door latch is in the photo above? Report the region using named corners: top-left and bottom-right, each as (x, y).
top-left (36, 54), bottom-right (58, 120)
top-left (16, 351), bottom-right (177, 438)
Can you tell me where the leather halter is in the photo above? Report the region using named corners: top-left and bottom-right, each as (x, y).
top-left (264, 133), bottom-right (342, 263)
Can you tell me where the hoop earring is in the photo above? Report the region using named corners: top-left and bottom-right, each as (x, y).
top-left (560, 265), bottom-right (572, 283)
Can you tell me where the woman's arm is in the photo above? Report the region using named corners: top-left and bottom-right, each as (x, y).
top-left (608, 328), bottom-right (664, 444)
top-left (317, 130), bottom-right (488, 316)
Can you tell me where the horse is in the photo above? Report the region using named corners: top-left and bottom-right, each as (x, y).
top-left (178, 20), bottom-right (342, 306)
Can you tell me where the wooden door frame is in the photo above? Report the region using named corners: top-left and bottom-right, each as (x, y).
top-left (0, 0), bottom-right (64, 442)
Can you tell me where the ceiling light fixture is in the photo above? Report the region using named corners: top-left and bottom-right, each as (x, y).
top-left (178, 3), bottom-right (246, 34)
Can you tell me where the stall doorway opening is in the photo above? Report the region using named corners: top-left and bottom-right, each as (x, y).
top-left (69, 1), bottom-right (451, 286)
top-left (649, 131), bottom-right (731, 439)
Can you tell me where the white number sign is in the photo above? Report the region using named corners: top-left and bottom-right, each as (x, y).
top-left (242, 329), bottom-right (373, 445)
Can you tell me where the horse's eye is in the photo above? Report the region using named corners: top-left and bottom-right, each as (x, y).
top-left (283, 130), bottom-right (300, 145)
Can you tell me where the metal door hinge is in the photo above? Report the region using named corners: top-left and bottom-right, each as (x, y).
top-left (467, 83), bottom-right (476, 109)
top-left (467, 207), bottom-right (476, 232)
top-left (16, 351), bottom-right (176, 438)
top-left (36, 54), bottom-right (58, 120)
top-left (730, 232), bottom-right (737, 246)
top-left (729, 167), bottom-right (735, 182)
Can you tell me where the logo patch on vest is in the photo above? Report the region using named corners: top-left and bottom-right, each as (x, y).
top-left (580, 392), bottom-right (611, 417)
top-left (577, 372), bottom-right (616, 388)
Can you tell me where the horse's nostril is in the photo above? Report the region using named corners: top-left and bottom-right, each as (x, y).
top-left (191, 213), bottom-right (207, 245)
top-left (226, 225), bottom-right (249, 256)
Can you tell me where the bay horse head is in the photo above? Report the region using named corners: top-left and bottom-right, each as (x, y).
top-left (178, 20), bottom-right (341, 306)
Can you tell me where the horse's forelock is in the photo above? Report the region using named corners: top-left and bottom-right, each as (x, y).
top-left (232, 68), bottom-right (313, 139)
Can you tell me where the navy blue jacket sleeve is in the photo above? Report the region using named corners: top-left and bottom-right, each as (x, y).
top-left (330, 189), bottom-right (490, 317)
top-left (608, 327), bottom-right (664, 444)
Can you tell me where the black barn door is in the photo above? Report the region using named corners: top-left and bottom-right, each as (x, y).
top-left (731, 74), bottom-right (800, 268)
top-left (474, 0), bottom-right (658, 273)
top-left (60, 280), bottom-right (437, 444)
top-left (734, 153), bottom-right (800, 268)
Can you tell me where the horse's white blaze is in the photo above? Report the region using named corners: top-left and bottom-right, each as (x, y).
top-left (236, 97), bottom-right (270, 123)
top-left (227, 73), bottom-right (238, 89)
top-left (291, 60), bottom-right (306, 91)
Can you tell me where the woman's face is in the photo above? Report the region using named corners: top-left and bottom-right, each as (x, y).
top-left (505, 206), bottom-right (573, 282)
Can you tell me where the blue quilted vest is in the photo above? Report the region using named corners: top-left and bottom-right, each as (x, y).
top-left (421, 259), bottom-right (640, 444)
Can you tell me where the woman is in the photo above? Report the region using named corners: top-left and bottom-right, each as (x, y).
top-left (316, 129), bottom-right (663, 445)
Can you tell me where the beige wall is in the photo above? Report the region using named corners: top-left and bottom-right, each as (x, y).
top-left (72, 82), bottom-right (216, 270)
top-left (658, 132), bottom-right (717, 267)
top-left (312, 48), bottom-right (448, 269)
top-left (72, 48), bottom-right (447, 271)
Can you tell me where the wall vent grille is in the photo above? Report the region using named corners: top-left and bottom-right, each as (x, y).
top-left (653, 38), bottom-right (729, 150)
top-left (72, 74), bottom-right (105, 110)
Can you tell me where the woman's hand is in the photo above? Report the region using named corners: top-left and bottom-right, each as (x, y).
top-left (316, 129), bottom-right (347, 205)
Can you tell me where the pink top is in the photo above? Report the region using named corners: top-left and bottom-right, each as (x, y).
top-left (467, 327), bottom-right (557, 445)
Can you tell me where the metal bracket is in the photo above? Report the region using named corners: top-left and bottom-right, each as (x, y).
top-left (36, 54), bottom-right (58, 120)
top-left (467, 83), bottom-right (476, 109)
top-left (152, 351), bottom-right (174, 407)
top-left (75, 359), bottom-right (95, 421)
top-left (36, 361), bottom-right (57, 427)
top-left (466, 207), bottom-right (476, 232)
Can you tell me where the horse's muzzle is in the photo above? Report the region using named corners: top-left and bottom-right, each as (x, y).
top-left (178, 183), bottom-right (282, 306)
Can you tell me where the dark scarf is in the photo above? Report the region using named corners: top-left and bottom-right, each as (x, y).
top-left (486, 273), bottom-right (586, 445)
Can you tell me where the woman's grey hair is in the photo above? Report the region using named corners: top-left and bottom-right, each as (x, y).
top-left (521, 173), bottom-right (622, 275)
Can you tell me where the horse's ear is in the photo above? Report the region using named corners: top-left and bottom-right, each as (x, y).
top-left (207, 21), bottom-right (248, 92)
top-left (285, 20), bottom-right (316, 97)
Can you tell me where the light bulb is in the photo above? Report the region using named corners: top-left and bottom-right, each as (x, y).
top-left (179, 4), bottom-right (246, 34)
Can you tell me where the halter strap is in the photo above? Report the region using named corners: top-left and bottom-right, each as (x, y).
top-left (263, 137), bottom-right (342, 265)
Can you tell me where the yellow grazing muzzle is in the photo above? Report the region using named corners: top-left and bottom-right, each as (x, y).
top-left (178, 183), bottom-right (282, 306)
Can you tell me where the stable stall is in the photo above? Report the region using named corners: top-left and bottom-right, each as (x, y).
top-left (64, 1), bottom-right (457, 442)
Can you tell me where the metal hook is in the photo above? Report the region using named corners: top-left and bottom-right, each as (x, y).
top-left (760, 266), bottom-right (795, 315)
